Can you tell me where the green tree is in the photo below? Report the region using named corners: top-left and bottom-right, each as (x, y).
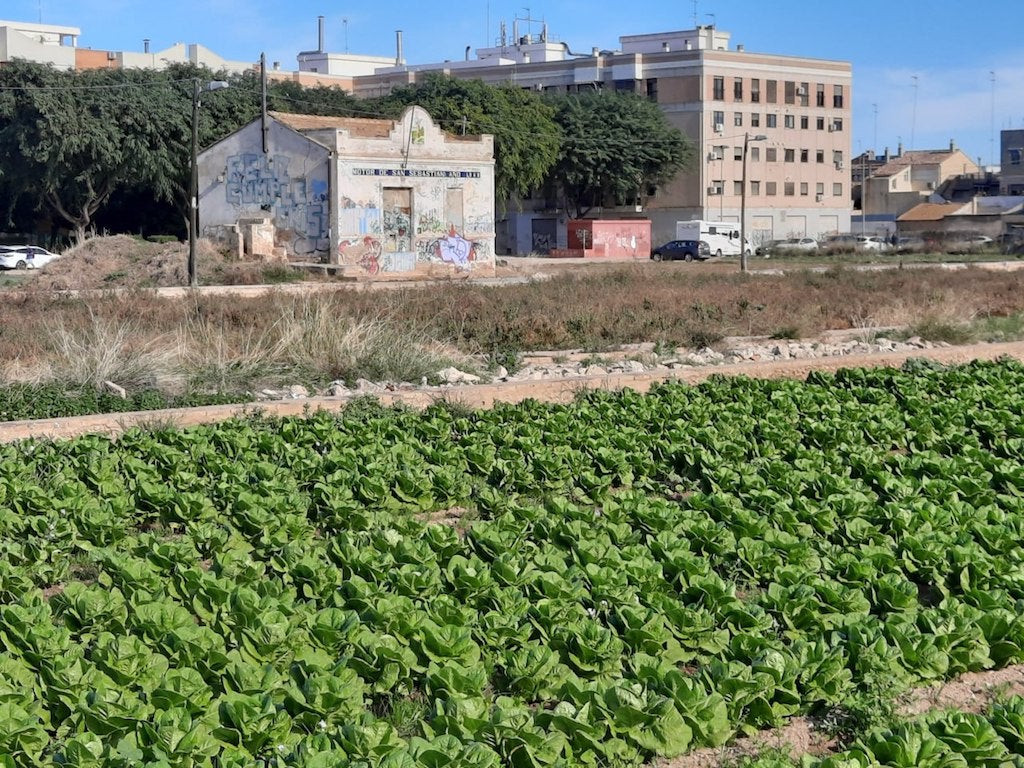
top-left (549, 90), bottom-right (694, 218)
top-left (372, 74), bottom-right (561, 204)
top-left (0, 62), bottom-right (169, 243)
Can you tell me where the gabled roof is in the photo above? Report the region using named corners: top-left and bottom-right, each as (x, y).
top-left (269, 111), bottom-right (395, 138)
top-left (896, 202), bottom-right (966, 222)
top-left (874, 149), bottom-right (962, 177)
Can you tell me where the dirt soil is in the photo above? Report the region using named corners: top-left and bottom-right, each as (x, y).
top-left (1, 338), bottom-right (1022, 443)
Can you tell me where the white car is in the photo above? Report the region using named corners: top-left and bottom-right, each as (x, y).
top-left (855, 236), bottom-right (890, 251)
top-left (0, 245), bottom-right (61, 270)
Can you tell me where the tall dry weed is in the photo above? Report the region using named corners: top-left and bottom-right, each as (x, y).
top-left (46, 312), bottom-right (181, 391)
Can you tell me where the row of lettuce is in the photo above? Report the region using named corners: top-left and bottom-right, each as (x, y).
top-left (741, 697), bottom-right (1024, 767)
top-left (2, 359), bottom-right (1024, 766)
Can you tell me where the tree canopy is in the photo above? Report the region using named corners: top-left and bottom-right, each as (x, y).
top-left (374, 74), bottom-right (562, 205)
top-left (548, 90), bottom-right (694, 218)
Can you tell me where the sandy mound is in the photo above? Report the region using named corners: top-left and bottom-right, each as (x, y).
top-left (34, 235), bottom-right (259, 291)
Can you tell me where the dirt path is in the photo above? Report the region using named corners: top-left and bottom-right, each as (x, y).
top-left (662, 664), bottom-right (1024, 767)
top-left (2, 339), bottom-right (1023, 443)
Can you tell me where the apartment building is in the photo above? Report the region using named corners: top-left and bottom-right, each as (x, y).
top-left (347, 24), bottom-right (853, 249)
top-left (1002, 130), bottom-right (1024, 196)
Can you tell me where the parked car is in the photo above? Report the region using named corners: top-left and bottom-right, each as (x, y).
top-left (895, 235), bottom-right (925, 252)
top-left (0, 245), bottom-right (61, 270)
top-left (855, 236), bottom-right (890, 252)
top-left (756, 238), bottom-right (818, 257)
top-left (650, 239), bottom-right (710, 262)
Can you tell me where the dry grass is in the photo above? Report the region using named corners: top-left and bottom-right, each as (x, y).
top-left (4, 244), bottom-right (1024, 395)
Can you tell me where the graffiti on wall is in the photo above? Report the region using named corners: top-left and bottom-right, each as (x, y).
top-left (417, 226), bottom-right (486, 272)
top-left (225, 153), bottom-right (329, 256)
top-left (337, 236), bottom-right (416, 275)
top-left (338, 197), bottom-right (380, 235)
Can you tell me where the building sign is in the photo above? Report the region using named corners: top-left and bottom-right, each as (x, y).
top-left (351, 168), bottom-right (481, 178)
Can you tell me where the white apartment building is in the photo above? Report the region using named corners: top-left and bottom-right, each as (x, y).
top-left (347, 24), bottom-right (853, 250)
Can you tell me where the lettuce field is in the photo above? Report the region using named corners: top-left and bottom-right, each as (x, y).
top-left (2, 359), bottom-right (1024, 766)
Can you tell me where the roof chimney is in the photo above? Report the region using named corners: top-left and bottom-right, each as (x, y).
top-left (591, 46), bottom-right (599, 56)
top-left (897, 141), bottom-right (903, 156)
top-left (736, 44), bottom-right (744, 51)
top-left (465, 45), bottom-right (471, 61)
top-left (395, 30), bottom-right (404, 65)
top-left (318, 15), bottom-right (325, 53)
top-left (143, 38), bottom-right (150, 53)
top-left (949, 139), bottom-right (956, 152)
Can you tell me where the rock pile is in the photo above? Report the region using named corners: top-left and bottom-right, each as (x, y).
top-left (254, 335), bottom-right (951, 400)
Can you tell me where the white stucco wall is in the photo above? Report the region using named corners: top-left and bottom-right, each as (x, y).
top-left (198, 120), bottom-right (332, 260)
top-left (316, 106), bottom-right (496, 276)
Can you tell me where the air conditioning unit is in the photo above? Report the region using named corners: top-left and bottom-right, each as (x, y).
top-left (815, 193), bottom-right (824, 202)
top-left (714, 122), bottom-right (724, 133)
top-left (926, 181), bottom-right (936, 190)
top-left (707, 151), bottom-right (721, 161)
top-left (707, 186), bottom-right (721, 195)
top-left (827, 124), bottom-right (835, 132)
top-left (796, 86), bottom-right (806, 96)
top-left (835, 161), bottom-right (844, 170)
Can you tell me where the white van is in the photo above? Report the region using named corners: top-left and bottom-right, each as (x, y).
top-left (675, 220), bottom-right (751, 257)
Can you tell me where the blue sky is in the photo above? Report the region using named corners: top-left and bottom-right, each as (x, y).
top-left (10, 0), bottom-right (1024, 167)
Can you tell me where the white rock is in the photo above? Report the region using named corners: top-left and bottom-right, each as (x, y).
top-left (288, 384), bottom-right (309, 399)
top-left (495, 365), bottom-right (509, 380)
top-left (326, 382), bottom-right (349, 397)
top-left (103, 380), bottom-right (127, 399)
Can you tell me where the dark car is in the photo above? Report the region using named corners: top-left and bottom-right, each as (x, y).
top-left (650, 239), bottom-right (710, 262)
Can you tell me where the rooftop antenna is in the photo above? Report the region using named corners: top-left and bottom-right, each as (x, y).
top-left (990, 70), bottom-right (996, 167)
top-left (343, 18), bottom-right (349, 53)
top-left (910, 75), bottom-right (919, 151)
top-left (37, 0), bottom-right (43, 22)
top-left (692, 0), bottom-right (698, 27)
top-left (872, 102), bottom-right (878, 150)
top-left (706, 13), bottom-right (716, 27)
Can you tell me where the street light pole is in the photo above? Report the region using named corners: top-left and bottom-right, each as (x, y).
top-left (188, 79), bottom-right (229, 289)
top-left (188, 79), bottom-right (200, 288)
top-left (740, 132), bottom-right (767, 273)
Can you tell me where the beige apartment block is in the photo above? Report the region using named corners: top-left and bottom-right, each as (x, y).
top-left (864, 143), bottom-right (980, 220)
top-left (350, 25), bottom-right (853, 248)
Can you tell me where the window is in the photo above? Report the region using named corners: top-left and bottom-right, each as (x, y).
top-left (784, 148), bottom-right (795, 162)
top-left (614, 80), bottom-right (636, 93)
top-left (646, 78), bottom-right (658, 101)
top-left (751, 78), bottom-right (760, 102)
top-left (766, 113), bottom-right (777, 128)
top-left (751, 180), bottom-right (761, 195)
top-left (766, 181), bottom-right (777, 196)
top-left (833, 150), bottom-right (844, 164)
top-left (766, 80), bottom-right (777, 103)
top-left (800, 182), bottom-right (809, 196)
top-left (713, 76), bottom-right (724, 100)
top-left (445, 188), bottom-right (464, 231)
top-left (784, 81), bottom-right (795, 104)
top-left (800, 115), bottom-right (809, 130)
top-left (734, 146), bottom-right (743, 161)
top-left (751, 147), bottom-right (760, 161)
top-left (816, 83), bottom-right (825, 107)
top-left (833, 85), bottom-right (844, 108)
top-left (831, 118), bottom-right (844, 132)
top-left (1011, 148), bottom-right (1023, 165)
top-left (799, 82), bottom-right (809, 106)
top-left (734, 112), bottom-right (743, 127)
top-left (800, 149), bottom-right (809, 163)
top-left (766, 147), bottom-right (778, 162)
top-left (709, 180), bottom-right (724, 195)
top-left (816, 150), bottom-right (825, 163)
top-left (833, 182), bottom-right (843, 196)
top-left (734, 180), bottom-right (744, 195)
top-left (817, 116), bottom-right (825, 130)
top-left (784, 114), bottom-right (795, 129)
top-left (816, 182), bottom-right (825, 196)
top-left (784, 182), bottom-right (795, 196)
top-left (713, 110), bottom-right (725, 128)
top-left (734, 77), bottom-right (743, 100)
top-left (751, 113), bottom-right (760, 127)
